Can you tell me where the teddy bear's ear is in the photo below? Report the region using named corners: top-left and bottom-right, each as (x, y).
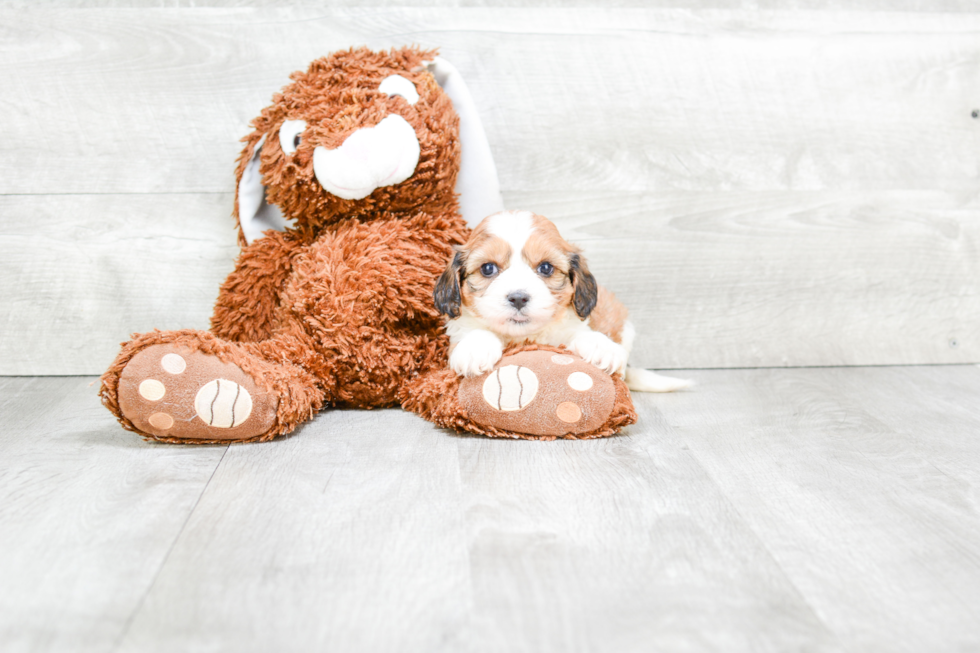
top-left (235, 133), bottom-right (295, 245)
top-left (425, 58), bottom-right (505, 227)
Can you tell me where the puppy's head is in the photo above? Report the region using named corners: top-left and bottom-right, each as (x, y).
top-left (434, 210), bottom-right (598, 338)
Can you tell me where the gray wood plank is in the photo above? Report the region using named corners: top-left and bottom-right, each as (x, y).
top-left (6, 366), bottom-right (980, 651)
top-left (0, 9), bottom-right (977, 195)
top-left (822, 364), bottom-right (980, 486)
top-left (112, 402), bottom-right (838, 653)
top-left (5, 188), bottom-right (977, 374)
top-left (453, 405), bottom-right (838, 653)
top-left (527, 189), bottom-right (980, 369)
top-left (114, 408), bottom-right (471, 653)
top-left (0, 377), bottom-right (227, 653)
top-left (3, 6), bottom-right (979, 373)
top-left (3, 6), bottom-right (980, 375)
top-left (0, 193), bottom-right (239, 375)
top-left (8, 0), bottom-right (980, 10)
top-left (652, 366), bottom-right (980, 652)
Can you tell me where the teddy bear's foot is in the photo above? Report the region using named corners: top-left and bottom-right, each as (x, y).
top-left (457, 347), bottom-right (635, 439)
top-left (459, 349), bottom-right (614, 438)
top-left (115, 344), bottom-right (279, 442)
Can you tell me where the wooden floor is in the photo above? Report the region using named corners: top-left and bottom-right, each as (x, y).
top-left (2, 366), bottom-right (979, 652)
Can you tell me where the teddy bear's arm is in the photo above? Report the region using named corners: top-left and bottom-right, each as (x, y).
top-left (284, 210), bottom-right (466, 329)
top-left (210, 230), bottom-right (303, 343)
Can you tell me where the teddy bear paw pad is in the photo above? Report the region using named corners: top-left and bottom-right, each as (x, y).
top-left (459, 350), bottom-right (616, 437)
top-left (117, 345), bottom-right (277, 440)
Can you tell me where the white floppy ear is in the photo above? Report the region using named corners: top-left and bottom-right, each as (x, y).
top-left (426, 57), bottom-right (505, 228)
top-left (237, 133), bottom-right (295, 245)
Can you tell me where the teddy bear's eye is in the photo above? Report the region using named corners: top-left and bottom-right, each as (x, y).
top-left (278, 119), bottom-right (307, 156)
top-left (378, 75), bottom-right (419, 105)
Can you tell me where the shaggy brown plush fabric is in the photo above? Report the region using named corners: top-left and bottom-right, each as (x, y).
top-left (231, 47), bottom-right (460, 245)
top-left (99, 47), bottom-right (637, 444)
top-left (401, 344), bottom-right (637, 441)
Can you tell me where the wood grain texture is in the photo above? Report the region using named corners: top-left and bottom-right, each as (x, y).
top-left (1, 8), bottom-right (978, 195)
top-left (655, 365), bottom-right (980, 653)
top-left (6, 188), bottom-right (976, 374)
top-left (6, 1), bottom-right (980, 12)
top-left (9, 186), bottom-right (980, 374)
top-left (0, 377), bottom-right (228, 653)
top-left (453, 409), bottom-right (836, 652)
top-left (1, 6), bottom-right (979, 374)
top-left (524, 189), bottom-right (980, 369)
top-left (5, 366), bottom-right (980, 651)
top-left (114, 408), bottom-right (470, 653)
top-left (832, 365), bottom-right (980, 484)
top-left (0, 194), bottom-right (239, 375)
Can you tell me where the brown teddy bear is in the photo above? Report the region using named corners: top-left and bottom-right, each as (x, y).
top-left (99, 46), bottom-right (637, 443)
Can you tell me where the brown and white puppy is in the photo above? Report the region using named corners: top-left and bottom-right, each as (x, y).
top-left (434, 210), bottom-right (690, 392)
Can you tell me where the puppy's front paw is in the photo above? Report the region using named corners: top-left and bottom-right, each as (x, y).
top-left (450, 330), bottom-right (504, 377)
top-left (570, 331), bottom-right (628, 375)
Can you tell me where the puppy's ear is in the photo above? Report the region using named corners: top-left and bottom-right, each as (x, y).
top-left (434, 251), bottom-right (466, 318)
top-left (570, 253), bottom-right (598, 319)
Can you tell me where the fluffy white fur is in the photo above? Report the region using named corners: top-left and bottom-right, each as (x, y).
top-left (445, 211), bottom-right (691, 392)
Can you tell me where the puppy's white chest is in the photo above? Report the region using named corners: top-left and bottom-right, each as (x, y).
top-left (521, 309), bottom-right (590, 347)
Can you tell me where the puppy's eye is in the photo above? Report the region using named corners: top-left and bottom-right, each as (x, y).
top-left (536, 262), bottom-right (554, 277)
top-left (480, 262), bottom-right (498, 277)
top-left (379, 75), bottom-right (419, 105)
top-left (279, 119), bottom-right (307, 156)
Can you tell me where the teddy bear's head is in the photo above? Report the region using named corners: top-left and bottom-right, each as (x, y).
top-left (234, 46), bottom-right (502, 244)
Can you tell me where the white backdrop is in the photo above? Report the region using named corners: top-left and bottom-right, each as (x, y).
top-left (1, 6), bottom-right (978, 374)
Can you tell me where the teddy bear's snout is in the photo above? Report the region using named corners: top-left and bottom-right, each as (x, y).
top-left (312, 114), bottom-right (421, 201)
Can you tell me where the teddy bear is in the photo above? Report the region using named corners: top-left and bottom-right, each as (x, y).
top-left (98, 46), bottom-right (637, 444)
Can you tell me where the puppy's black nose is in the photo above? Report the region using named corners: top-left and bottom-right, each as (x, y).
top-left (507, 291), bottom-right (530, 310)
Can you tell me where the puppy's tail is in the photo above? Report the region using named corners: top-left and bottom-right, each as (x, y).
top-left (624, 367), bottom-right (693, 393)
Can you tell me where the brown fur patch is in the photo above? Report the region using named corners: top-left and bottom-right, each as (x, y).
top-left (468, 236), bottom-right (512, 274)
top-left (458, 230), bottom-right (511, 312)
top-left (233, 46), bottom-right (460, 245)
top-left (589, 286), bottom-right (629, 343)
top-left (522, 224), bottom-right (574, 303)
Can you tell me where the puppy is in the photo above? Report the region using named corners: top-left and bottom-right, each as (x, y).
top-left (434, 210), bottom-right (690, 392)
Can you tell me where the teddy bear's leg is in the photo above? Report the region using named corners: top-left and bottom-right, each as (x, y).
top-left (400, 344), bottom-right (637, 441)
top-left (101, 330), bottom-right (323, 444)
